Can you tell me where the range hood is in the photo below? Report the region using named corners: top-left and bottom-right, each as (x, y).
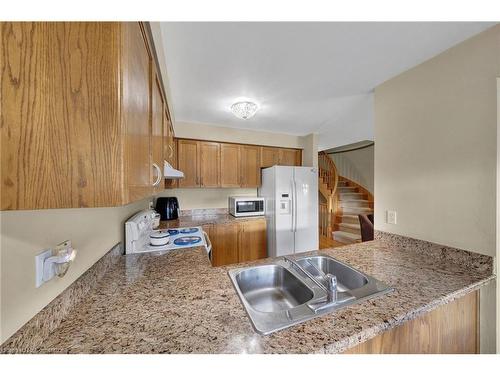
top-left (163, 160), bottom-right (184, 179)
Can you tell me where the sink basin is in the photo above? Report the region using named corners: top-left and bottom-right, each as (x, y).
top-left (234, 264), bottom-right (314, 312)
top-left (296, 256), bottom-right (368, 292)
top-left (228, 254), bottom-right (393, 335)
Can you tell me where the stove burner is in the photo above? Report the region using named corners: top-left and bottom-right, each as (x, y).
top-left (174, 236), bottom-right (202, 245)
top-left (180, 227), bottom-right (198, 234)
top-left (167, 229), bottom-right (179, 235)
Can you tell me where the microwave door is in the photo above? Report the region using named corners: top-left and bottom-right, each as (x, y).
top-left (236, 201), bottom-right (256, 214)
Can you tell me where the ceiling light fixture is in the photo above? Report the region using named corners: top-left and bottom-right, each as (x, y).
top-left (230, 101), bottom-right (259, 120)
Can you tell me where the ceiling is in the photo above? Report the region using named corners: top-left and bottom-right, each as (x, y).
top-left (160, 22), bottom-right (495, 149)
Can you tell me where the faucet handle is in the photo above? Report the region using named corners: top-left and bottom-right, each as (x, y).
top-left (326, 274), bottom-right (337, 288)
top-left (325, 274), bottom-right (338, 303)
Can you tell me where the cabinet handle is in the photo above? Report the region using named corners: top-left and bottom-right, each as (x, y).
top-left (152, 163), bottom-right (162, 186)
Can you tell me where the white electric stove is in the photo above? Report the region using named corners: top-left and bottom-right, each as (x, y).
top-left (125, 209), bottom-right (211, 256)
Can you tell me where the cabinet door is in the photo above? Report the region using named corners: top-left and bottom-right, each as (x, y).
top-left (279, 148), bottom-right (300, 166)
top-left (199, 141), bottom-right (220, 187)
top-left (211, 223), bottom-right (240, 267)
top-left (260, 147), bottom-right (280, 168)
top-left (151, 73), bottom-right (164, 193)
top-left (122, 22), bottom-right (153, 203)
top-left (220, 144), bottom-right (241, 187)
top-left (238, 220), bottom-right (267, 263)
top-left (1, 22), bottom-right (122, 209)
top-left (240, 145), bottom-right (261, 187)
top-left (294, 149), bottom-right (302, 166)
top-left (177, 139), bottom-right (199, 187)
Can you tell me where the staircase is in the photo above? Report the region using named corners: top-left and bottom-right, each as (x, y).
top-left (318, 151), bottom-right (374, 245)
top-left (333, 177), bottom-right (373, 244)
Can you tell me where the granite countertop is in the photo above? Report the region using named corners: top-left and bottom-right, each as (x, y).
top-left (2, 233), bottom-right (493, 354)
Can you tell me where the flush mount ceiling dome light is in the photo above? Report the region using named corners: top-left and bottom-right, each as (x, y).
top-left (230, 101), bottom-right (259, 120)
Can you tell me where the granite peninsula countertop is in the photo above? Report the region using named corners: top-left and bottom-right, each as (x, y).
top-left (1, 232), bottom-right (494, 354)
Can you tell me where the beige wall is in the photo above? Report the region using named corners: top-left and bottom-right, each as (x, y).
top-left (374, 25), bottom-right (499, 353)
top-left (158, 188), bottom-right (257, 210)
top-left (301, 133), bottom-right (318, 168)
top-left (331, 144), bottom-right (374, 193)
top-left (175, 121), bottom-right (305, 148)
top-left (0, 199), bottom-right (150, 344)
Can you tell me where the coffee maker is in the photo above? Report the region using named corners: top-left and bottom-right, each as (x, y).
top-left (155, 197), bottom-right (179, 221)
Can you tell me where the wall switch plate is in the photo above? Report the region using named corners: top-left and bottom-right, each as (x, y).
top-left (35, 249), bottom-right (53, 288)
top-left (386, 210), bottom-right (397, 225)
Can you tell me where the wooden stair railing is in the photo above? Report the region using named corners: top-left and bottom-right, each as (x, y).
top-left (318, 151), bottom-right (339, 239)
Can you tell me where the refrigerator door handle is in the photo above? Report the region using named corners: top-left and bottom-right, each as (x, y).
top-left (293, 179), bottom-right (298, 233)
top-left (290, 179), bottom-right (295, 232)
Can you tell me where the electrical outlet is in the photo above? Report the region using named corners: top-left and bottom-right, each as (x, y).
top-left (386, 210), bottom-right (397, 225)
top-left (35, 249), bottom-right (53, 288)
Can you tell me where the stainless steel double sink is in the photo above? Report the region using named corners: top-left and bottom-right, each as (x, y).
top-left (228, 254), bottom-right (393, 335)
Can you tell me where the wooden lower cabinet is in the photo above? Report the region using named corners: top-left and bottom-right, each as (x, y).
top-left (344, 291), bottom-right (479, 354)
top-left (210, 220), bottom-right (267, 266)
top-left (238, 219), bottom-right (267, 263)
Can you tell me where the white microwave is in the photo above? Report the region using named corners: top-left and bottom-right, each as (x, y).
top-left (229, 196), bottom-right (265, 217)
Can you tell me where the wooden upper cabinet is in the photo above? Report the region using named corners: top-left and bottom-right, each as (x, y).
top-left (164, 112), bottom-right (175, 167)
top-left (1, 22), bottom-right (125, 209)
top-left (220, 144), bottom-right (241, 187)
top-left (151, 73), bottom-right (164, 193)
top-left (261, 147), bottom-right (280, 168)
top-left (177, 139), bottom-right (199, 187)
top-left (121, 22), bottom-right (155, 203)
top-left (279, 148), bottom-right (302, 166)
top-left (1, 22), bottom-right (174, 210)
top-left (240, 145), bottom-right (261, 187)
top-left (199, 142), bottom-right (220, 187)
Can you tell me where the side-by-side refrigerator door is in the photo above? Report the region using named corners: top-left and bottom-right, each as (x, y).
top-left (293, 167), bottom-right (319, 253)
top-left (274, 166), bottom-right (295, 257)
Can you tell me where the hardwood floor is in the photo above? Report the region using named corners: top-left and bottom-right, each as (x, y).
top-left (319, 235), bottom-right (345, 249)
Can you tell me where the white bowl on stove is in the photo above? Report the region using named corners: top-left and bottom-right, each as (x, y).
top-left (150, 230), bottom-right (170, 246)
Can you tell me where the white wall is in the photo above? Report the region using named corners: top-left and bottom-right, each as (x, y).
top-left (0, 199), bottom-right (151, 344)
top-left (330, 144), bottom-right (374, 193)
top-left (374, 25), bottom-right (499, 353)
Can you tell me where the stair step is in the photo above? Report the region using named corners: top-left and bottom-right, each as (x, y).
top-left (338, 215), bottom-right (360, 224)
top-left (338, 222), bottom-right (361, 234)
top-left (337, 181), bottom-right (348, 187)
top-left (342, 207), bottom-right (373, 215)
top-left (340, 199), bottom-right (370, 208)
top-left (339, 192), bottom-right (365, 200)
top-left (337, 186), bottom-right (357, 193)
top-left (333, 230), bottom-right (361, 244)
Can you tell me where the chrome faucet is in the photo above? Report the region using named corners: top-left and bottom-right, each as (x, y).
top-left (326, 274), bottom-right (337, 303)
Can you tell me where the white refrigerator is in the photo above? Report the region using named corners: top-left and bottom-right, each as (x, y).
top-left (258, 166), bottom-right (319, 257)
